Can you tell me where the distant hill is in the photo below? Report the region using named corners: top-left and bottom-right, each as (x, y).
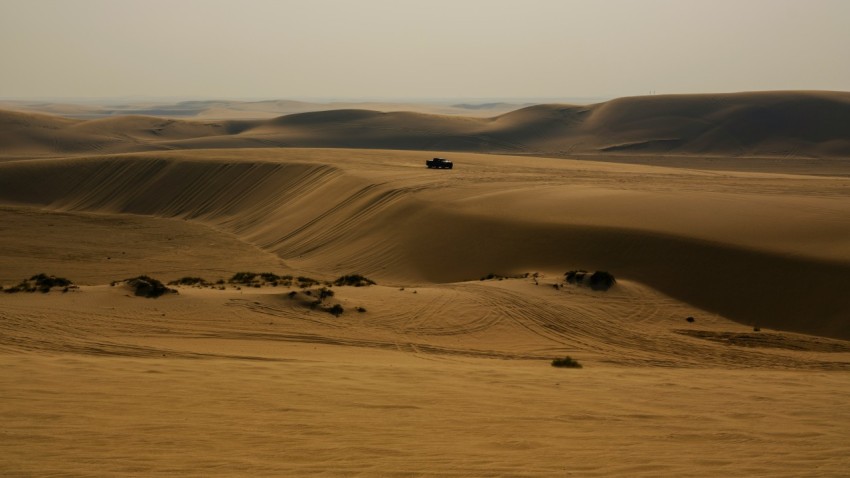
top-left (2, 91), bottom-right (849, 160)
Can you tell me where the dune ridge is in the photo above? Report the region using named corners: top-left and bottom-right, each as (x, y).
top-left (2, 91), bottom-right (849, 162)
top-left (1, 149), bottom-right (848, 339)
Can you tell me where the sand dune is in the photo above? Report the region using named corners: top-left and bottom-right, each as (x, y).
top-left (1, 97), bottom-right (849, 476)
top-left (1, 148), bottom-right (848, 339)
top-left (0, 98), bottom-right (531, 120)
top-left (3, 91), bottom-right (849, 163)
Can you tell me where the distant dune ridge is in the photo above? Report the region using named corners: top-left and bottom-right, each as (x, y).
top-left (1, 91), bottom-right (849, 159)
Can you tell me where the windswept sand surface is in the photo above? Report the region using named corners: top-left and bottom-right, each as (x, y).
top-left (0, 143), bottom-right (849, 476)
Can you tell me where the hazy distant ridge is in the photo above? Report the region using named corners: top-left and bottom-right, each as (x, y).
top-left (2, 91), bottom-right (848, 160)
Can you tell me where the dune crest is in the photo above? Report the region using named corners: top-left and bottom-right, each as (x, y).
top-left (1, 148), bottom-right (848, 339)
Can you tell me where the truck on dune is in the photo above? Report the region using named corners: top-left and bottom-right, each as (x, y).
top-left (426, 157), bottom-right (453, 169)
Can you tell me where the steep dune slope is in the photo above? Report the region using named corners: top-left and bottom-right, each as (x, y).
top-left (0, 149), bottom-right (847, 339)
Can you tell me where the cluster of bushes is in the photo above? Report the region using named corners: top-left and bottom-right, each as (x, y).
top-left (168, 276), bottom-right (214, 287)
top-left (164, 272), bottom-right (375, 290)
top-left (551, 356), bottom-right (583, 368)
top-left (3, 273), bottom-right (75, 294)
top-left (229, 272), bottom-right (296, 287)
top-left (112, 275), bottom-right (176, 298)
top-left (333, 274), bottom-right (375, 287)
top-left (289, 286), bottom-right (346, 316)
top-left (480, 272), bottom-right (533, 281)
top-left (564, 270), bottom-right (616, 291)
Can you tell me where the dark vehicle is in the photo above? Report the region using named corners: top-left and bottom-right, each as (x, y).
top-left (426, 157), bottom-right (453, 169)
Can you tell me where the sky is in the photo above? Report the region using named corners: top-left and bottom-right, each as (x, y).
top-left (1, 0), bottom-right (849, 100)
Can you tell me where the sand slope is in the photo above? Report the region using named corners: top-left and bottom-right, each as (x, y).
top-left (2, 93), bottom-right (849, 475)
top-left (1, 148), bottom-right (848, 339)
top-left (3, 91), bottom-right (849, 161)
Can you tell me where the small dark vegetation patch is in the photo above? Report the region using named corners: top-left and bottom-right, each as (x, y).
top-left (122, 275), bottom-right (176, 298)
top-left (297, 276), bottom-right (321, 288)
top-left (333, 274), bottom-right (375, 287)
top-left (168, 277), bottom-right (211, 287)
top-left (290, 286), bottom-right (347, 316)
top-left (686, 316), bottom-right (695, 323)
top-left (551, 356), bottom-right (583, 368)
top-left (480, 272), bottom-right (531, 281)
top-left (564, 270), bottom-right (616, 291)
top-left (356, 306), bottom-right (367, 313)
top-left (4, 274), bottom-right (76, 293)
top-left (588, 271), bottom-right (616, 291)
top-left (229, 272), bottom-right (294, 287)
top-left (565, 270), bottom-right (587, 284)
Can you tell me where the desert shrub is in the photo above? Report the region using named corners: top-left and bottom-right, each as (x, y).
top-left (318, 287), bottom-right (335, 300)
top-left (333, 274), bottom-right (375, 287)
top-left (480, 272), bottom-right (530, 281)
top-left (259, 272), bottom-right (280, 282)
top-left (355, 306), bottom-right (366, 313)
top-left (551, 356), bottom-right (582, 368)
top-left (686, 316), bottom-right (695, 323)
top-left (125, 275), bottom-right (175, 298)
top-left (4, 274), bottom-right (73, 293)
top-left (565, 270), bottom-right (587, 284)
top-left (588, 271), bottom-right (616, 291)
top-left (564, 270), bottom-right (616, 291)
top-left (230, 272), bottom-right (257, 284)
top-left (297, 276), bottom-right (319, 287)
top-left (229, 272), bottom-right (294, 287)
top-left (328, 304), bottom-right (344, 316)
top-left (3, 281), bottom-right (32, 293)
top-left (288, 291), bottom-right (297, 298)
top-left (168, 276), bottom-right (207, 286)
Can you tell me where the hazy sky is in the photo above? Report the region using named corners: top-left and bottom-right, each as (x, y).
top-left (2, 0), bottom-right (849, 100)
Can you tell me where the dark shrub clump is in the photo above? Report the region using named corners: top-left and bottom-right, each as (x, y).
top-left (230, 272), bottom-right (257, 284)
top-left (588, 271), bottom-right (616, 291)
top-left (328, 304), bottom-right (344, 317)
top-left (551, 356), bottom-right (583, 368)
top-left (125, 276), bottom-right (176, 298)
top-left (229, 272), bottom-right (293, 287)
top-left (4, 274), bottom-right (74, 293)
top-left (333, 274), bottom-right (375, 287)
top-left (168, 277), bottom-right (208, 286)
top-left (297, 276), bottom-right (319, 287)
top-left (565, 270), bottom-right (588, 284)
top-left (564, 270), bottom-right (616, 291)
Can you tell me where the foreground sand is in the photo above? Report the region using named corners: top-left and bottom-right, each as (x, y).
top-left (1, 282), bottom-right (849, 477)
top-left (1, 147), bottom-right (849, 476)
top-left (3, 351), bottom-right (849, 477)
